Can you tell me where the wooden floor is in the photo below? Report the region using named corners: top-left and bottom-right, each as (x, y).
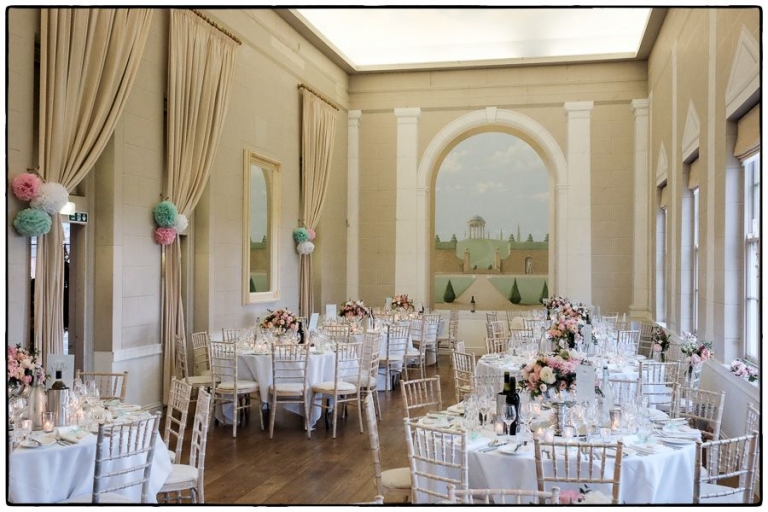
top-left (170, 355), bottom-right (457, 505)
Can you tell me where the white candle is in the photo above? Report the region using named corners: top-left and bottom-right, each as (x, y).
top-left (42, 412), bottom-right (54, 433)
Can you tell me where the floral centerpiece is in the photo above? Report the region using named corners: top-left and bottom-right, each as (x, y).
top-left (260, 308), bottom-right (300, 336)
top-left (650, 325), bottom-right (670, 361)
top-left (391, 294), bottom-right (414, 311)
top-left (7, 345), bottom-right (46, 391)
top-left (339, 299), bottom-right (368, 319)
top-left (680, 335), bottom-right (713, 368)
top-left (546, 314), bottom-right (585, 350)
top-left (519, 349), bottom-right (582, 401)
top-left (559, 486), bottom-right (612, 505)
top-left (730, 359), bottom-right (758, 383)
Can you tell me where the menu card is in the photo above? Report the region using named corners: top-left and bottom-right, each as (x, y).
top-left (325, 304), bottom-right (337, 319)
top-left (308, 313), bottom-right (319, 332)
top-left (385, 297), bottom-right (393, 309)
top-left (575, 364), bottom-right (596, 403)
top-left (46, 354), bottom-right (75, 390)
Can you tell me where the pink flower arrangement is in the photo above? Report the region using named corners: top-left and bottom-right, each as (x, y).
top-left (339, 299), bottom-right (368, 318)
top-left (520, 349), bottom-right (582, 400)
top-left (558, 490), bottom-right (582, 504)
top-left (11, 173), bottom-right (42, 201)
top-left (730, 359), bottom-right (758, 382)
top-left (7, 345), bottom-right (46, 388)
top-left (391, 294), bottom-right (414, 311)
top-left (154, 226), bottom-right (177, 246)
top-left (260, 307), bottom-right (300, 335)
top-left (681, 336), bottom-right (713, 367)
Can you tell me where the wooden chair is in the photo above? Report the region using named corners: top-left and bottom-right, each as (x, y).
top-left (400, 377), bottom-right (442, 419)
top-left (485, 311), bottom-right (498, 323)
top-left (485, 335), bottom-right (508, 355)
top-left (404, 418), bottom-right (469, 503)
top-left (638, 360), bottom-right (681, 411)
top-left (268, 343), bottom-right (310, 439)
top-left (438, 310), bottom-right (459, 366)
top-left (602, 313), bottom-right (619, 329)
top-left (694, 431), bottom-right (759, 504)
top-left (222, 327), bottom-right (251, 344)
top-left (410, 317), bottom-right (439, 378)
top-left (174, 335), bottom-right (217, 400)
top-left (378, 322), bottom-right (410, 393)
top-left (674, 386), bottom-right (725, 442)
top-left (745, 403), bottom-right (760, 494)
top-left (60, 414), bottom-right (161, 503)
top-left (75, 370), bottom-right (128, 402)
top-left (637, 322), bottom-right (656, 357)
top-left (210, 340), bottom-right (262, 438)
top-left (364, 393), bottom-right (411, 503)
top-left (309, 338), bottom-right (364, 439)
top-left (472, 373), bottom-right (504, 395)
top-left (508, 327), bottom-right (533, 353)
top-left (534, 437), bottom-right (624, 505)
top-left (447, 484), bottom-right (561, 504)
top-left (608, 376), bottom-right (641, 404)
top-left (158, 388), bottom-right (212, 504)
top-left (454, 340), bottom-right (465, 353)
top-left (616, 329), bottom-right (640, 354)
top-left (190, 331), bottom-right (213, 376)
top-left (358, 330), bottom-right (384, 420)
top-left (322, 324), bottom-right (351, 344)
top-left (451, 350), bottom-right (475, 404)
top-left (163, 377), bottom-right (193, 464)
top-left (485, 320), bottom-right (506, 339)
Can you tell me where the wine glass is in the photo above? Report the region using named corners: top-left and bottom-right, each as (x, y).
top-left (568, 404), bottom-right (585, 438)
top-left (86, 382), bottom-right (101, 408)
top-left (503, 404), bottom-right (517, 438)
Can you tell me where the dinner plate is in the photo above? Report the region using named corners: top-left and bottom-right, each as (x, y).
top-left (635, 355), bottom-right (647, 360)
top-left (20, 435), bottom-right (56, 448)
top-left (108, 403), bottom-right (141, 412)
top-left (497, 443), bottom-right (533, 455)
top-left (659, 436), bottom-right (697, 445)
top-left (446, 403), bottom-right (465, 415)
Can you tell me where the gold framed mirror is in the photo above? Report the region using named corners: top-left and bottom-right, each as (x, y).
top-left (242, 149), bottom-right (280, 304)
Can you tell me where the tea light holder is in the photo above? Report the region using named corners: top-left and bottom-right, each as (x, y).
top-left (531, 403), bottom-right (542, 415)
top-left (610, 409), bottom-right (623, 432)
top-left (494, 415), bottom-right (505, 436)
top-left (534, 427), bottom-right (545, 439)
top-left (600, 427), bottom-right (612, 442)
top-left (42, 412), bottom-right (54, 433)
top-left (562, 425), bottom-right (575, 441)
top-left (542, 428), bottom-right (555, 443)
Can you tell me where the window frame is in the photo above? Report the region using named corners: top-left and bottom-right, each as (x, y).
top-left (743, 154), bottom-right (760, 365)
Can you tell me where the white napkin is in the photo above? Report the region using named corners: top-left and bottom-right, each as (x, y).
top-left (662, 423), bottom-right (700, 439)
top-left (56, 427), bottom-right (91, 444)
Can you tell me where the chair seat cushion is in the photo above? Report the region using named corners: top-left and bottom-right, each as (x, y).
top-left (160, 464), bottom-right (199, 487)
top-left (217, 380), bottom-right (258, 393)
top-left (270, 383), bottom-right (305, 395)
top-left (357, 375), bottom-right (377, 388)
top-left (380, 355), bottom-right (404, 363)
top-left (312, 380), bottom-right (357, 393)
top-left (185, 375), bottom-right (214, 386)
top-left (60, 493), bottom-right (136, 503)
top-left (381, 467), bottom-right (411, 489)
top-left (168, 448), bottom-right (176, 463)
top-left (699, 483), bottom-right (747, 503)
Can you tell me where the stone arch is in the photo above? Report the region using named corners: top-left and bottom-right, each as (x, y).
top-left (412, 107), bottom-right (567, 306)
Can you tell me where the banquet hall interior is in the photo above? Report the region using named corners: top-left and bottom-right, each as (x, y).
top-left (5, 6), bottom-right (762, 505)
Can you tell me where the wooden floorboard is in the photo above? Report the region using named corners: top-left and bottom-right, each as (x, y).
top-left (162, 356), bottom-right (457, 505)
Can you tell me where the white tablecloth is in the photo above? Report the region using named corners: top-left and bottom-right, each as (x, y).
top-left (8, 428), bottom-right (171, 503)
top-left (217, 349), bottom-right (336, 428)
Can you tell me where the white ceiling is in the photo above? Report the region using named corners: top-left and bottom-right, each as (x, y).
top-left (280, 7), bottom-right (665, 73)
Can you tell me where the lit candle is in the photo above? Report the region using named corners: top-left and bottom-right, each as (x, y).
top-left (532, 403), bottom-right (542, 415)
top-left (543, 429), bottom-right (555, 443)
top-left (494, 416), bottom-right (505, 436)
top-left (610, 409), bottom-right (622, 432)
top-left (535, 427), bottom-right (545, 439)
top-left (42, 412), bottom-right (54, 433)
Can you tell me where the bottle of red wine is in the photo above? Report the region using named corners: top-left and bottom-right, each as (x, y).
top-left (506, 376), bottom-right (521, 436)
top-left (498, 372), bottom-right (511, 421)
top-left (298, 321), bottom-right (305, 344)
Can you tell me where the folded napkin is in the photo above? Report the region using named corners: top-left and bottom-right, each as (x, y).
top-left (446, 403), bottom-right (465, 415)
top-left (627, 442), bottom-right (671, 455)
top-left (56, 427), bottom-right (91, 444)
top-left (661, 423), bottom-right (700, 439)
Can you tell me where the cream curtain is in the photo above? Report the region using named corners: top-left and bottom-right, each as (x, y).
top-left (299, 91), bottom-right (338, 317)
top-left (162, 9), bottom-right (237, 400)
top-left (35, 8), bottom-right (153, 365)
top-left (687, 159), bottom-right (700, 190)
top-left (734, 104), bottom-right (760, 159)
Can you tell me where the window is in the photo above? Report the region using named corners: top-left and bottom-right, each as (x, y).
top-left (655, 185), bottom-right (668, 325)
top-left (744, 154), bottom-right (760, 363)
top-left (692, 187), bottom-right (699, 332)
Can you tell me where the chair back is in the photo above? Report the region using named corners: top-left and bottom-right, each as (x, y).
top-left (447, 310), bottom-right (459, 340)
top-left (616, 329), bottom-right (640, 353)
top-left (674, 386), bottom-right (725, 441)
top-left (638, 360), bottom-right (681, 410)
top-left (404, 418), bottom-right (468, 503)
top-left (209, 340), bottom-right (238, 387)
top-left (534, 438), bottom-right (623, 504)
top-left (694, 431), bottom-right (759, 503)
top-left (76, 371), bottom-right (129, 402)
top-left (485, 335), bottom-right (508, 355)
top-left (602, 313), bottom-right (619, 329)
top-left (323, 324), bottom-right (351, 344)
top-left (485, 312), bottom-right (498, 323)
top-left (401, 377), bottom-right (442, 418)
top-left (447, 484), bottom-right (561, 504)
top-left (472, 373), bottom-right (504, 395)
top-left (190, 331), bottom-right (212, 376)
top-left (385, 323), bottom-right (410, 357)
top-left (363, 393), bottom-right (383, 495)
top-left (164, 377), bottom-right (193, 463)
top-left (360, 331), bottom-right (383, 389)
top-left (92, 413), bottom-right (161, 503)
top-left (637, 322), bottom-right (656, 357)
top-left (271, 343), bottom-right (310, 389)
top-left (332, 338), bottom-right (364, 389)
top-left (485, 320), bottom-right (505, 339)
top-left (222, 328), bottom-right (251, 344)
top-left (451, 351), bottom-right (475, 403)
top-left (188, 388), bottom-right (212, 492)
top-left (454, 340), bottom-right (465, 353)
top-left (174, 335), bottom-right (190, 380)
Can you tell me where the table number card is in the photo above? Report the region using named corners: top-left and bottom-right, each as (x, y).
top-left (576, 364), bottom-right (596, 403)
top-left (325, 304), bottom-right (337, 320)
top-left (385, 297), bottom-right (393, 310)
top-left (308, 313), bottom-right (319, 332)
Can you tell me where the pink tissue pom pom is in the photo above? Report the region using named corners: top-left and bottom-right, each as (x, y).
top-left (154, 227), bottom-right (177, 245)
top-left (308, 228), bottom-right (316, 241)
top-left (11, 173), bottom-right (42, 201)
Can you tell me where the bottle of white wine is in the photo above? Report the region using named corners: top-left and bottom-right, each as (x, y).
top-left (600, 366), bottom-right (614, 427)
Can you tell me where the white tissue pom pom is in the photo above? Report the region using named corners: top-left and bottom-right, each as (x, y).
top-left (296, 241), bottom-right (315, 255)
top-left (173, 213), bottom-right (188, 234)
top-left (30, 182), bottom-right (69, 214)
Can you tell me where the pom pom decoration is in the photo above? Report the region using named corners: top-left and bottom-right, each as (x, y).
top-left (172, 213), bottom-right (188, 234)
top-left (296, 240), bottom-right (315, 255)
top-left (11, 173), bottom-right (42, 201)
top-left (292, 227), bottom-right (310, 243)
top-left (30, 182), bottom-right (69, 215)
top-left (13, 208), bottom-right (52, 237)
top-left (307, 228), bottom-right (316, 241)
top-left (154, 227), bottom-right (177, 246)
top-left (153, 201), bottom-right (178, 227)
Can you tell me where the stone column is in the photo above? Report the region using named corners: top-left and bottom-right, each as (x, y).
top-left (563, 101), bottom-right (594, 304)
top-left (629, 99), bottom-right (652, 319)
top-left (346, 110), bottom-right (362, 301)
top-left (394, 108), bottom-right (422, 302)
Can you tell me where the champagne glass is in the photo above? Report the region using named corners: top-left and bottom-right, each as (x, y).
top-left (503, 404), bottom-right (517, 438)
top-left (87, 382), bottom-right (101, 408)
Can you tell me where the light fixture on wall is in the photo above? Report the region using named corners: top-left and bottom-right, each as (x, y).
top-left (60, 202), bottom-right (76, 215)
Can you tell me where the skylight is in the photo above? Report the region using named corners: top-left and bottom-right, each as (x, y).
top-left (296, 8), bottom-right (652, 71)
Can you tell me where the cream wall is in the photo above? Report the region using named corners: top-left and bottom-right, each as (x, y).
top-left (350, 62), bottom-right (645, 316)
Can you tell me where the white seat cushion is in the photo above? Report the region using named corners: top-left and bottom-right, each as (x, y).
top-left (380, 355), bottom-right (404, 363)
top-left (161, 464), bottom-right (199, 487)
top-left (270, 383), bottom-right (305, 395)
top-left (61, 493), bottom-right (137, 503)
top-left (185, 375), bottom-right (214, 386)
top-left (217, 380), bottom-right (259, 393)
top-left (312, 380), bottom-right (357, 393)
top-left (357, 375), bottom-right (377, 388)
top-left (168, 448), bottom-right (176, 463)
top-left (381, 467), bottom-right (411, 489)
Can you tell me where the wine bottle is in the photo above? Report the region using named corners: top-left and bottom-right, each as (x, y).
top-left (298, 321), bottom-right (305, 344)
top-left (470, 296), bottom-right (476, 313)
top-left (506, 376), bottom-right (521, 436)
top-left (498, 372), bottom-right (511, 418)
top-left (51, 370), bottom-right (67, 390)
top-left (600, 366), bottom-right (614, 426)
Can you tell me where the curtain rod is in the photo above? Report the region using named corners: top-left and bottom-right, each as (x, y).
top-left (298, 84), bottom-right (340, 111)
top-left (190, 9), bottom-right (241, 45)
